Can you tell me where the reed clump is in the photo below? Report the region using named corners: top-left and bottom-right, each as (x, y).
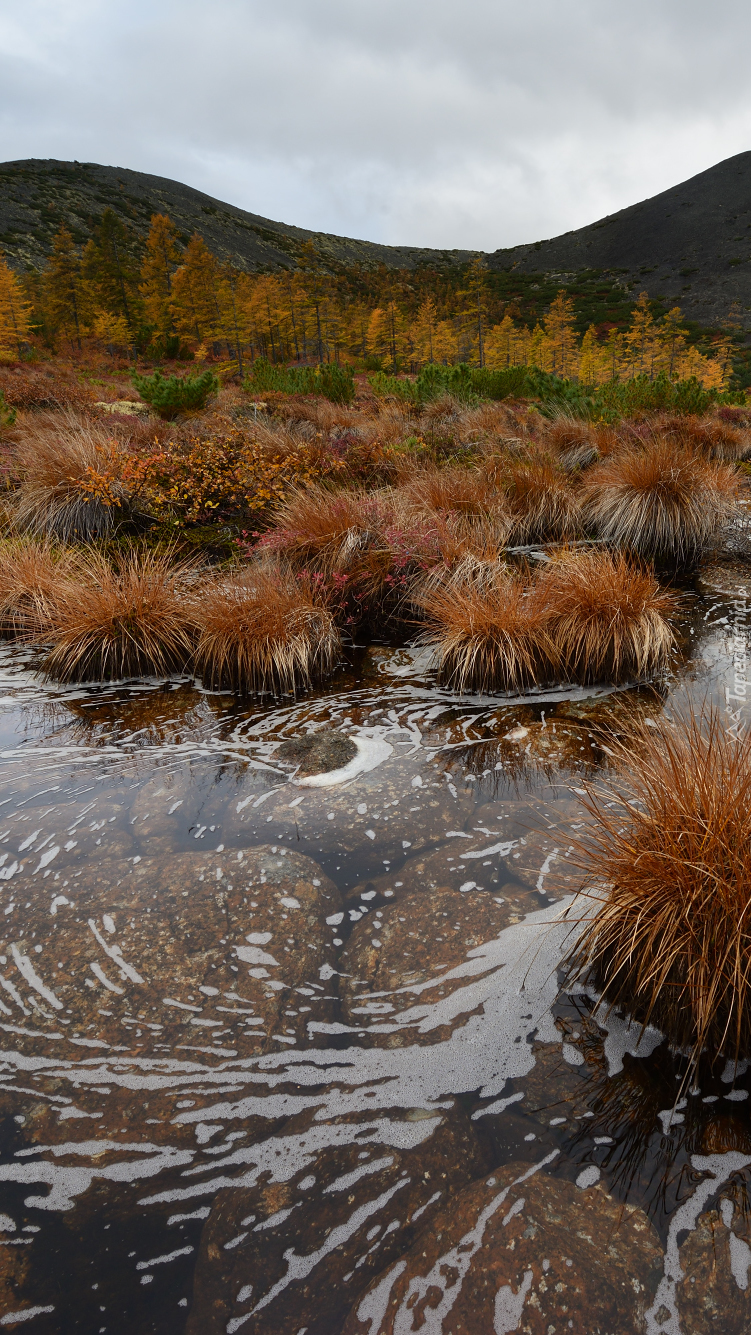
top-left (414, 557), bottom-right (559, 692)
top-left (537, 549), bottom-right (678, 683)
top-left (569, 710), bottom-right (751, 1072)
top-left (581, 440), bottom-right (739, 566)
top-left (9, 411), bottom-right (134, 541)
top-left (192, 565), bottom-right (341, 695)
top-left (0, 538), bottom-right (83, 637)
top-left (37, 550), bottom-right (196, 681)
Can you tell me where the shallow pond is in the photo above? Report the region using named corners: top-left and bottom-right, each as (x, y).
top-left (0, 565), bottom-right (750, 1334)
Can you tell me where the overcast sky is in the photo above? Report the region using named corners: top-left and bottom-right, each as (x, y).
top-left (1, 0), bottom-right (750, 251)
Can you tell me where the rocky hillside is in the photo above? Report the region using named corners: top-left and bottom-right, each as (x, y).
top-left (2, 153), bottom-right (751, 326)
top-left (0, 158), bottom-right (473, 275)
top-left (488, 152), bottom-right (751, 327)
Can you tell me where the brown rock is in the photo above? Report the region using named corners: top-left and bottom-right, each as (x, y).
top-left (343, 1158), bottom-right (663, 1335)
top-left (676, 1200), bottom-right (751, 1333)
top-left (0, 1238), bottom-right (30, 1325)
top-left (338, 885), bottom-right (513, 1045)
top-left (506, 830), bottom-right (583, 898)
top-left (187, 1107), bottom-right (490, 1335)
top-left (0, 846), bottom-right (341, 1058)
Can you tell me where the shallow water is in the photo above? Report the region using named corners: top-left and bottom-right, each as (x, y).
top-left (0, 568), bottom-right (750, 1333)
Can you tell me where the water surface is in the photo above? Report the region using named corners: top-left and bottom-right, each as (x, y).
top-left (0, 567), bottom-right (750, 1334)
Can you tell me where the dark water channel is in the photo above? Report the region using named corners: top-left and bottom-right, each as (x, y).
top-left (0, 564), bottom-right (750, 1334)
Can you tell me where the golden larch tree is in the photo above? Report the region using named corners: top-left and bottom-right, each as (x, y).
top-left (170, 234), bottom-right (222, 346)
top-left (0, 253), bottom-right (33, 358)
top-left (140, 214), bottom-right (182, 335)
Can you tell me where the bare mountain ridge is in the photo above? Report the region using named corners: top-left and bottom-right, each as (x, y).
top-left (1, 153), bottom-right (751, 327)
top-left (487, 151), bottom-right (751, 327)
top-left (0, 158), bottom-right (474, 274)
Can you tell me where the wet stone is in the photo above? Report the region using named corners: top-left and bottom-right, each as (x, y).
top-left (187, 1106), bottom-right (490, 1335)
top-left (338, 885), bottom-right (513, 1045)
top-left (0, 845), bottom-right (341, 1058)
top-left (343, 1158), bottom-right (663, 1335)
top-left (275, 730), bottom-right (357, 776)
top-left (253, 760), bottom-right (475, 861)
top-left (677, 1200), bottom-right (751, 1333)
top-left (512, 1040), bottom-right (593, 1129)
top-left (128, 763), bottom-right (281, 856)
top-left (506, 829), bottom-right (583, 898)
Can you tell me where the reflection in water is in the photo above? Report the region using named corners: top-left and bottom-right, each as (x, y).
top-left (0, 573), bottom-right (749, 1332)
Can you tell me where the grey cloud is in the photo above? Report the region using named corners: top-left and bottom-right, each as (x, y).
top-left (0, 0), bottom-right (750, 250)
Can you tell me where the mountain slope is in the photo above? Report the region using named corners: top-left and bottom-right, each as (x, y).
top-left (0, 158), bottom-right (474, 274)
top-left (488, 152), bottom-right (751, 326)
top-left (1, 154), bottom-right (751, 327)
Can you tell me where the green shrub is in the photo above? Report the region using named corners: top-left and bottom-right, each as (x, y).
top-left (244, 358), bottom-right (355, 404)
top-left (369, 363), bottom-right (529, 406)
top-left (367, 371), bottom-right (417, 402)
top-left (316, 362), bottom-right (355, 405)
top-left (130, 368), bottom-right (219, 419)
top-left (0, 392), bottom-right (16, 431)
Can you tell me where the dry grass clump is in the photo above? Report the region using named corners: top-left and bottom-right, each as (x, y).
top-left (0, 538), bottom-right (82, 637)
top-left (537, 549), bottom-right (677, 683)
top-left (261, 483), bottom-right (393, 573)
top-left (501, 455), bottom-right (582, 543)
top-left (569, 710), bottom-right (751, 1071)
top-left (9, 411), bottom-right (132, 541)
top-left (660, 413), bottom-right (751, 462)
top-left (581, 440), bottom-right (739, 566)
top-left (414, 557), bottom-right (559, 692)
top-left (37, 550), bottom-right (196, 682)
top-left (400, 464), bottom-right (504, 516)
top-left (192, 565), bottom-right (340, 695)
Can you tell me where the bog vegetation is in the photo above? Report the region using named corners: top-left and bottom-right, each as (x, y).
top-left (1, 202), bottom-right (751, 1068)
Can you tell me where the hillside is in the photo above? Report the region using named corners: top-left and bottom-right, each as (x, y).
top-left (488, 152), bottom-right (751, 327)
top-left (0, 158), bottom-right (474, 275)
top-left (1, 153), bottom-right (751, 329)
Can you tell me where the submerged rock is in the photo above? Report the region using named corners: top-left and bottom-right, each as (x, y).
top-left (339, 885), bottom-right (513, 1045)
top-left (275, 730), bottom-right (357, 776)
top-left (0, 845), bottom-right (341, 1060)
top-left (677, 1200), bottom-right (751, 1333)
top-left (343, 1158), bottom-right (663, 1334)
top-left (187, 1107), bottom-right (489, 1335)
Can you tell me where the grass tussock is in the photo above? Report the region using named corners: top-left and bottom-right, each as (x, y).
top-left (192, 565), bottom-right (340, 695)
top-left (569, 709), bottom-right (751, 1070)
top-left (414, 557), bottom-right (559, 692)
top-left (581, 440), bottom-right (739, 566)
top-left (261, 483), bottom-right (387, 573)
top-left (660, 414), bottom-right (751, 462)
top-left (9, 411), bottom-right (132, 541)
top-left (401, 464), bottom-right (505, 517)
top-left (38, 550), bottom-right (196, 682)
top-left (537, 549), bottom-right (678, 683)
top-left (500, 455), bottom-right (582, 544)
top-left (0, 538), bottom-right (82, 637)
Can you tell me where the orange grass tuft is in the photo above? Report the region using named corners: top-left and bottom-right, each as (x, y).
top-left (400, 464), bottom-right (506, 517)
top-left (500, 455), bottom-right (582, 543)
top-left (659, 413), bottom-right (751, 462)
top-left (261, 483), bottom-right (388, 573)
top-left (37, 550), bottom-right (196, 681)
top-left (9, 410), bottom-right (132, 541)
top-left (0, 538), bottom-right (82, 637)
top-left (581, 440), bottom-right (739, 566)
top-left (414, 557), bottom-right (559, 692)
top-left (537, 549), bottom-right (678, 683)
top-left (568, 709), bottom-right (751, 1071)
top-left (192, 565), bottom-right (340, 696)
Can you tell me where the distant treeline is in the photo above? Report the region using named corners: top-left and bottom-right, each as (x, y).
top-left (0, 207), bottom-right (737, 390)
